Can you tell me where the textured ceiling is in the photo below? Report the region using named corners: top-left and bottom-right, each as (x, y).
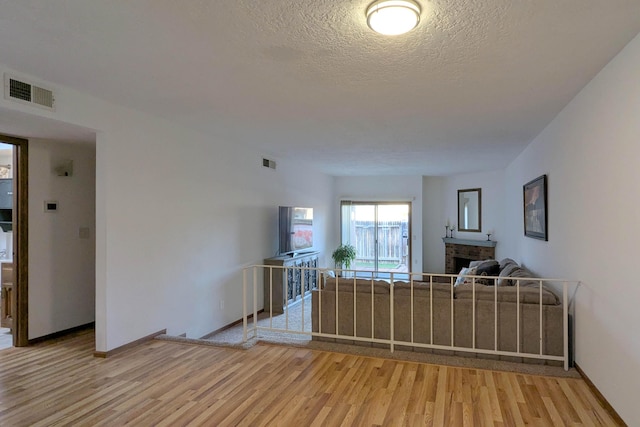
top-left (0, 1), bottom-right (639, 175)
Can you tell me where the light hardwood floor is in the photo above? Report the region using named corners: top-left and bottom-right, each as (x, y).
top-left (0, 329), bottom-right (620, 426)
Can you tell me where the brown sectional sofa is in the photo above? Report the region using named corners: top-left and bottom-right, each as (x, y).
top-left (311, 260), bottom-right (564, 364)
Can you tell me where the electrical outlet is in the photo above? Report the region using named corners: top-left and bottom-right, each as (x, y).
top-left (219, 300), bottom-right (225, 310)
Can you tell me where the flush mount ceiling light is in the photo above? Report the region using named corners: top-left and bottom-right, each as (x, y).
top-left (366, 0), bottom-right (421, 36)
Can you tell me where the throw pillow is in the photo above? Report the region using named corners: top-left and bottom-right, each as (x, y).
top-left (497, 263), bottom-right (520, 286)
top-left (476, 260), bottom-right (500, 275)
top-left (476, 271), bottom-right (498, 286)
top-left (476, 271), bottom-right (489, 286)
top-left (507, 266), bottom-right (539, 288)
top-left (499, 258), bottom-right (518, 271)
top-left (455, 266), bottom-right (477, 286)
top-left (469, 259), bottom-right (496, 268)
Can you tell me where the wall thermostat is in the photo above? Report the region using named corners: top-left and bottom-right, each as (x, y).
top-left (44, 201), bottom-right (58, 212)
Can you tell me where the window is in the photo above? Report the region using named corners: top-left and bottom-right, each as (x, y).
top-left (340, 201), bottom-right (410, 279)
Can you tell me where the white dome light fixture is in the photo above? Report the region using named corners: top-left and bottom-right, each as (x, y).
top-left (366, 0), bottom-right (421, 36)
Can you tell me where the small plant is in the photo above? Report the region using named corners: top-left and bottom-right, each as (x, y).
top-left (332, 244), bottom-right (356, 270)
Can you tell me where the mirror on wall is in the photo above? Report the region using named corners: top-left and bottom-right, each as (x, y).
top-left (458, 188), bottom-right (481, 232)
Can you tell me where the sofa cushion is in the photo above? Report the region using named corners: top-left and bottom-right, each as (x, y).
top-left (394, 281), bottom-right (452, 298)
top-left (454, 283), bottom-right (560, 305)
top-left (323, 278), bottom-right (389, 294)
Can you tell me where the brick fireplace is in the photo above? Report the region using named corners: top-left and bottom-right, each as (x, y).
top-left (443, 238), bottom-right (497, 274)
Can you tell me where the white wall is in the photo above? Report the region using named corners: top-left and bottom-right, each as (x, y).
top-left (422, 176), bottom-right (445, 272)
top-left (29, 139), bottom-right (96, 338)
top-left (0, 64), bottom-right (333, 351)
top-left (334, 176), bottom-right (423, 273)
top-left (504, 33), bottom-right (640, 424)
top-left (97, 127), bottom-right (332, 347)
top-left (422, 170), bottom-right (506, 273)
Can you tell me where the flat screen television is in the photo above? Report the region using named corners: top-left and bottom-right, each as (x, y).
top-left (279, 206), bottom-right (313, 255)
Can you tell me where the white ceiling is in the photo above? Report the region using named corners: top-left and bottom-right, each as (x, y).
top-left (0, 1), bottom-right (639, 176)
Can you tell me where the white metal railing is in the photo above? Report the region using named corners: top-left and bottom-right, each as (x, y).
top-left (242, 265), bottom-right (578, 371)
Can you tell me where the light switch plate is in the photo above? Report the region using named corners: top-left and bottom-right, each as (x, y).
top-left (44, 200), bottom-right (58, 212)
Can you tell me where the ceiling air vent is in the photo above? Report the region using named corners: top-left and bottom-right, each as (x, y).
top-left (4, 74), bottom-right (55, 110)
top-left (262, 157), bottom-right (276, 170)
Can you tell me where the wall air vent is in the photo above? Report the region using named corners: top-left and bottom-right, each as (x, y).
top-left (262, 157), bottom-right (276, 170)
top-left (4, 74), bottom-right (55, 110)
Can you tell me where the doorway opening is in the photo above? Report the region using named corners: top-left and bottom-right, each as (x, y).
top-left (0, 142), bottom-right (13, 349)
top-left (0, 134), bottom-right (28, 349)
top-left (340, 201), bottom-right (411, 279)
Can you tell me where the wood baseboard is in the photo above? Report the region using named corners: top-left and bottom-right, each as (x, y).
top-left (199, 310), bottom-right (264, 340)
top-left (93, 329), bottom-right (166, 358)
top-left (28, 322), bottom-right (95, 345)
top-left (574, 363), bottom-right (627, 426)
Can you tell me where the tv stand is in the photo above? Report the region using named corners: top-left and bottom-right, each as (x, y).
top-left (264, 251), bottom-right (319, 314)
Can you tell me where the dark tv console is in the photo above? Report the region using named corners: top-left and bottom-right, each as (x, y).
top-left (263, 251), bottom-right (319, 314)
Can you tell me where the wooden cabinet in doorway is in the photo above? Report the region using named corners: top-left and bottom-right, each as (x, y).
top-left (1, 261), bottom-right (13, 330)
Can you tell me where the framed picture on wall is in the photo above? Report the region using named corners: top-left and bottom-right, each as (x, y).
top-left (523, 174), bottom-right (548, 240)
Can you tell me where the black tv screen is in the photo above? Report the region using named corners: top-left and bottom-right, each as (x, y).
top-left (279, 206), bottom-right (313, 254)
